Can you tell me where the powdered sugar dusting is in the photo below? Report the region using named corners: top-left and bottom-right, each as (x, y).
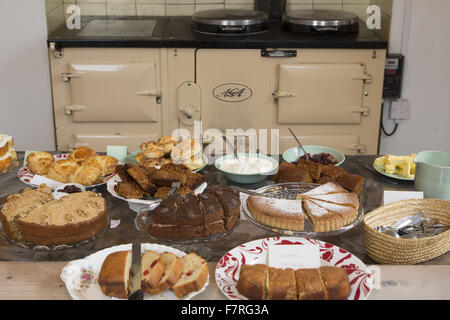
top-left (301, 182), bottom-right (346, 196)
top-left (307, 193), bottom-right (359, 207)
top-left (303, 200), bottom-right (331, 217)
top-left (250, 196), bottom-right (303, 215)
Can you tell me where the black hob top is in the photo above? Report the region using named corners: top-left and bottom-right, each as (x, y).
top-left (48, 15), bottom-right (387, 49)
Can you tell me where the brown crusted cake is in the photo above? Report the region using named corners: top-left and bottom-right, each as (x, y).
top-left (302, 199), bottom-right (345, 232)
top-left (148, 185), bottom-right (240, 240)
top-left (295, 268), bottom-right (327, 300)
top-left (98, 251), bottom-right (132, 299)
top-left (246, 196), bottom-right (304, 231)
top-left (267, 267), bottom-right (297, 300)
top-left (336, 172), bottom-right (365, 195)
top-left (0, 186), bottom-right (108, 245)
top-left (297, 159), bottom-right (323, 181)
top-left (319, 266), bottom-right (351, 300)
top-left (236, 264), bottom-right (269, 300)
top-left (273, 161), bottom-right (312, 184)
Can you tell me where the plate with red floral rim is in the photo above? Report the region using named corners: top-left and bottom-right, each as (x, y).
top-left (60, 243), bottom-right (209, 300)
top-left (18, 153), bottom-right (117, 189)
top-left (215, 236), bottom-right (373, 300)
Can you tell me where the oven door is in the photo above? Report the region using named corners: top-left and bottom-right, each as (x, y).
top-left (65, 61), bottom-right (160, 122)
top-left (276, 63), bottom-right (370, 124)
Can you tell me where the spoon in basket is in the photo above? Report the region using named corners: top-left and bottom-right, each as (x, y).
top-left (288, 127), bottom-right (309, 160)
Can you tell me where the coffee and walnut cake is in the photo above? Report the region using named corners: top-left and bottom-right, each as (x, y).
top-left (147, 185), bottom-right (240, 240)
top-left (0, 184), bottom-right (108, 245)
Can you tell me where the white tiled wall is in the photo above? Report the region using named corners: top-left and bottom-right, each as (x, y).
top-left (46, 0), bottom-right (393, 40)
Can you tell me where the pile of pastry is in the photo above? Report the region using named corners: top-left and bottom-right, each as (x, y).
top-left (274, 159), bottom-right (364, 195)
top-left (114, 162), bottom-right (206, 200)
top-left (99, 250), bottom-right (208, 299)
top-left (0, 134), bottom-right (18, 173)
top-left (136, 136), bottom-right (204, 171)
top-left (26, 147), bottom-right (118, 186)
top-left (237, 263), bottom-right (350, 300)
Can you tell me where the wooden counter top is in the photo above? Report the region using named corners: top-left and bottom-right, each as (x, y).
top-left (0, 262), bottom-right (448, 300)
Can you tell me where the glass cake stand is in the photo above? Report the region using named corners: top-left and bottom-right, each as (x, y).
top-left (241, 182), bottom-right (364, 237)
top-left (135, 203), bottom-right (240, 244)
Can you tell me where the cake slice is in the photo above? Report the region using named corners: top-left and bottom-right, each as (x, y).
top-left (98, 251), bottom-right (132, 299)
top-left (267, 267), bottom-right (297, 300)
top-left (294, 268), bottom-right (327, 300)
top-left (146, 252), bottom-right (183, 295)
top-left (335, 173), bottom-right (364, 195)
top-left (302, 199), bottom-right (344, 232)
top-left (305, 191), bottom-right (359, 209)
top-left (246, 196), bottom-right (304, 231)
top-left (141, 251), bottom-right (165, 292)
top-left (297, 159), bottom-right (323, 182)
top-left (172, 252), bottom-right (209, 298)
top-left (236, 264), bottom-right (269, 300)
top-left (273, 161), bottom-right (312, 184)
top-left (319, 266), bottom-right (351, 300)
top-left (300, 182), bottom-right (347, 197)
top-left (320, 164), bottom-right (346, 180)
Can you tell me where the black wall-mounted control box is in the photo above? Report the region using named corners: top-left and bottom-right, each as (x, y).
top-left (382, 54), bottom-right (405, 99)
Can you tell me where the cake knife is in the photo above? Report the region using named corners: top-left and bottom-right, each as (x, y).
top-left (128, 240), bottom-right (143, 300)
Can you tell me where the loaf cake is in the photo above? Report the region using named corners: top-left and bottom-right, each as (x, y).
top-left (141, 251), bottom-right (165, 292)
top-left (98, 250), bottom-right (206, 299)
top-left (98, 251), bottom-right (132, 299)
top-left (148, 185), bottom-right (240, 240)
top-left (237, 264), bottom-right (351, 300)
top-left (0, 134), bottom-right (18, 172)
top-left (172, 252), bottom-right (209, 298)
top-left (246, 196), bottom-right (304, 231)
top-left (267, 267), bottom-right (297, 300)
top-left (273, 161), bottom-right (312, 184)
top-left (236, 264), bottom-right (269, 300)
top-left (0, 186), bottom-right (108, 245)
top-left (297, 159), bottom-right (323, 181)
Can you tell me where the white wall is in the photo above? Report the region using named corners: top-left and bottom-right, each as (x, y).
top-left (379, 0), bottom-right (450, 154)
top-left (0, 0), bottom-right (55, 151)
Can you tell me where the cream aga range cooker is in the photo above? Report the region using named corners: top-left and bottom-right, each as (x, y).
top-left (48, 9), bottom-right (387, 154)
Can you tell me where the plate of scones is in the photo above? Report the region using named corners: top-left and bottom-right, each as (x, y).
top-left (18, 147), bottom-right (118, 189)
top-left (215, 237), bottom-right (373, 300)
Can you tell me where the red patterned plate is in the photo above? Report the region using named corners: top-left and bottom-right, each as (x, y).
top-left (215, 236), bottom-right (373, 300)
top-left (18, 153), bottom-right (116, 189)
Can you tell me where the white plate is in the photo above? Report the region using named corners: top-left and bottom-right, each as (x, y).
top-left (215, 236), bottom-right (373, 300)
top-left (18, 153), bottom-right (117, 189)
top-left (107, 174), bottom-right (207, 208)
top-left (60, 243), bottom-right (209, 300)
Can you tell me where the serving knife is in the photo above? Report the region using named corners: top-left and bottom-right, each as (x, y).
top-left (128, 241), bottom-right (143, 300)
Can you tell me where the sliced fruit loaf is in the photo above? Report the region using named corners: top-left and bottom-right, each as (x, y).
top-left (141, 250), bottom-right (165, 292)
top-left (172, 252), bottom-right (208, 298)
top-left (147, 252), bottom-right (183, 295)
top-left (98, 251), bottom-right (132, 299)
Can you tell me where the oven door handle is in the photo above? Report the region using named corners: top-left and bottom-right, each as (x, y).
top-left (261, 49), bottom-right (297, 58)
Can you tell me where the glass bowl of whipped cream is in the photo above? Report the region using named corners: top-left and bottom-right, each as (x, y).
top-left (214, 153), bottom-right (279, 184)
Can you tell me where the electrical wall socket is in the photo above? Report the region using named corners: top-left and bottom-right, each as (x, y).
top-left (389, 99), bottom-right (410, 120)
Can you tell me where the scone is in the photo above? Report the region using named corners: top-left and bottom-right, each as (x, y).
top-left (26, 151), bottom-right (55, 175)
top-left (68, 146), bottom-right (97, 165)
top-left (46, 159), bottom-right (80, 183)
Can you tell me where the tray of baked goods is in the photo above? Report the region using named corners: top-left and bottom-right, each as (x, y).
top-left (215, 237), bottom-right (372, 300)
top-left (242, 182), bottom-right (364, 236)
top-left (18, 146), bottom-right (118, 189)
top-left (0, 184), bottom-right (110, 251)
top-left (108, 161), bottom-right (208, 212)
top-left (135, 184), bottom-right (241, 244)
top-left (125, 136), bottom-right (207, 172)
top-left (60, 243), bottom-right (209, 300)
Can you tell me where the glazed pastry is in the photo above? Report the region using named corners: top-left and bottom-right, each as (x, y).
top-left (46, 159), bottom-right (80, 183)
top-left (26, 151), bottom-right (55, 175)
top-left (0, 135), bottom-right (18, 172)
top-left (68, 146), bottom-right (97, 165)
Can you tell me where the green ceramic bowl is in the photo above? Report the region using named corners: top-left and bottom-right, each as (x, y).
top-left (214, 153), bottom-right (279, 184)
top-left (282, 145), bottom-right (345, 166)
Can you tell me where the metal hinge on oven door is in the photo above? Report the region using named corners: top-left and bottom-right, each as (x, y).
top-left (345, 144), bottom-right (367, 154)
top-left (350, 106), bottom-right (370, 117)
top-left (136, 90), bottom-right (162, 104)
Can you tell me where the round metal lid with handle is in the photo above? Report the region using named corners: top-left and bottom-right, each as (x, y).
top-left (283, 9), bottom-right (359, 33)
top-left (192, 9), bottom-right (269, 35)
